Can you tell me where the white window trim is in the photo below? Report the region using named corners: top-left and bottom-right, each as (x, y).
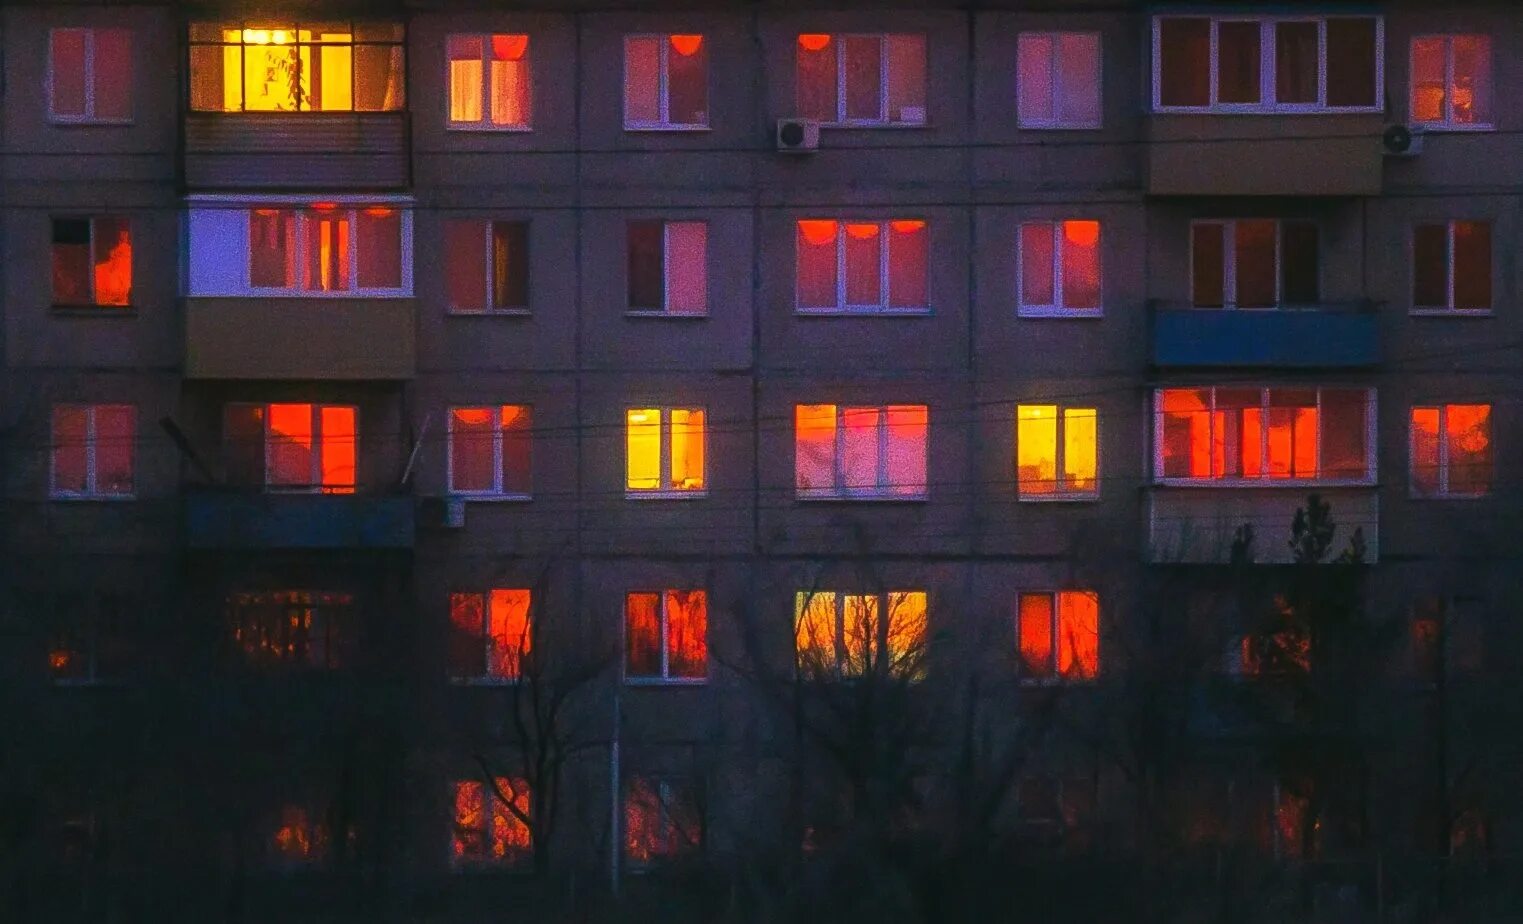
top-left (1016, 220), bottom-right (1103, 316)
top-left (1411, 220), bottom-right (1492, 316)
top-left (1409, 404), bottom-right (1492, 500)
top-left (795, 220), bottom-right (929, 315)
top-left (1409, 34), bottom-right (1493, 132)
top-left (50, 405), bottom-right (135, 500)
top-left (1152, 386), bottom-right (1377, 487)
top-left (626, 221), bottom-right (709, 317)
top-left (808, 34), bottom-right (928, 128)
top-left (626, 407), bottom-right (707, 499)
top-left (450, 777), bottom-right (530, 867)
top-left (446, 220), bottom-right (530, 315)
top-left (623, 591), bottom-right (708, 685)
top-left (446, 405), bottom-right (532, 500)
top-left (1016, 590), bottom-right (1099, 687)
top-left (47, 27), bottom-right (134, 125)
top-left (1016, 405), bottom-right (1099, 501)
top-left (232, 402), bottom-right (357, 494)
top-left (623, 34), bottom-right (709, 131)
top-left (794, 590), bottom-right (928, 679)
top-left (1016, 31), bottom-right (1103, 130)
top-left (448, 590), bottom-right (530, 685)
top-left (1189, 219), bottom-right (1320, 309)
top-left (445, 32), bottom-right (533, 132)
top-left (52, 216), bottom-right (131, 308)
top-left (1150, 15), bottom-right (1385, 114)
top-left (798, 405), bottom-right (929, 501)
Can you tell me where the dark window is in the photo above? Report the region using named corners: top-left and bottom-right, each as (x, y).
top-left (1280, 222), bottom-right (1320, 303)
top-left (1326, 19), bottom-right (1378, 107)
top-left (627, 220), bottom-right (664, 310)
top-left (227, 590), bottom-right (356, 669)
top-left (1453, 221), bottom-right (1491, 311)
top-left (492, 222), bottom-right (530, 310)
top-left (1275, 22), bottom-right (1319, 104)
top-left (1158, 18), bottom-right (1210, 106)
top-left (1413, 224), bottom-right (1449, 308)
top-left (1191, 224), bottom-right (1225, 307)
top-left (1217, 22), bottom-right (1261, 104)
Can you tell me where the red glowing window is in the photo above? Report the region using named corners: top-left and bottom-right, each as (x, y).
top-left (1017, 32), bottom-right (1101, 128)
top-left (628, 220), bottom-right (708, 314)
top-left (223, 403), bottom-right (357, 494)
top-left (248, 206), bottom-right (407, 294)
top-left (49, 28), bottom-right (132, 123)
top-left (795, 404), bottom-right (927, 499)
top-left (1017, 591), bottom-right (1098, 682)
top-left (452, 778), bottom-right (531, 866)
top-left (624, 34), bottom-right (708, 128)
top-left (448, 405), bottom-right (532, 496)
top-left (1155, 387), bottom-right (1370, 484)
top-left (51, 217), bottom-right (132, 307)
top-left (226, 590), bottom-right (355, 669)
top-left (1019, 220), bottom-right (1100, 313)
top-left (1411, 403), bottom-right (1492, 498)
top-left (796, 33), bottom-right (925, 125)
top-left (270, 805), bottom-right (336, 866)
top-left (796, 219), bottom-right (927, 312)
top-left (448, 589), bottom-right (531, 681)
top-left (625, 590), bottom-right (708, 682)
top-left (1411, 35), bottom-right (1491, 128)
top-left (624, 777), bottom-right (701, 865)
top-left (50, 404), bottom-right (135, 498)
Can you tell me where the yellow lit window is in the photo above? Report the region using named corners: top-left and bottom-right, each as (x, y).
top-left (447, 34), bottom-right (531, 129)
top-left (188, 22), bottom-right (405, 113)
top-left (1016, 405), bottom-right (1096, 497)
top-left (626, 407), bottom-right (705, 495)
top-left (793, 590), bottom-right (927, 680)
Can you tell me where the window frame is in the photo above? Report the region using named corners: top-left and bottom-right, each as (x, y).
top-left (1411, 220), bottom-right (1492, 315)
top-left (623, 590), bottom-right (709, 685)
top-left (1409, 34), bottom-right (1492, 132)
top-left (1016, 590), bottom-right (1100, 686)
top-left (792, 589), bottom-right (929, 681)
top-left (796, 33), bottom-right (928, 127)
top-left (445, 32), bottom-right (533, 132)
top-left (1150, 15), bottom-right (1385, 114)
top-left (795, 404), bottom-right (930, 501)
top-left (625, 407), bottom-right (707, 499)
top-left (447, 589), bottom-right (532, 684)
top-left (1016, 219), bottom-right (1103, 316)
top-left (226, 589), bottom-right (356, 670)
top-left (626, 220), bottom-right (709, 316)
top-left (623, 34), bottom-right (710, 131)
top-left (1409, 403), bottom-right (1493, 500)
top-left (226, 402), bottom-right (359, 494)
top-left (50, 215), bottom-right (133, 309)
top-left (1015, 404), bottom-right (1099, 501)
top-left (1189, 219), bottom-right (1320, 309)
top-left (446, 405), bottom-right (532, 500)
top-left (243, 204), bottom-right (412, 297)
top-left (49, 404), bottom-right (136, 500)
top-left (47, 27), bottom-right (134, 125)
top-left (794, 219), bottom-right (930, 315)
top-left (623, 776), bottom-right (702, 868)
top-left (1016, 31), bottom-right (1103, 130)
top-left (444, 219), bottom-right (530, 315)
top-left (187, 21), bottom-right (407, 114)
top-left (450, 777), bottom-right (532, 869)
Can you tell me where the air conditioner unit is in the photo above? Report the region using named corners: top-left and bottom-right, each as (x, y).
top-left (1382, 123), bottom-right (1424, 157)
top-left (776, 118), bottom-right (820, 153)
top-left (443, 497), bottom-right (466, 529)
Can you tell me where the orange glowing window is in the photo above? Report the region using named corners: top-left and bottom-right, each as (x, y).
top-left (226, 590), bottom-right (355, 669)
top-left (795, 218), bottom-right (927, 311)
top-left (452, 778), bottom-right (531, 866)
top-left (1410, 403), bottom-right (1491, 497)
top-left (796, 33), bottom-right (925, 124)
top-left (623, 777), bottom-right (701, 865)
top-left (448, 405), bottom-right (532, 496)
top-left (1411, 35), bottom-right (1491, 128)
top-left (1017, 32), bottom-right (1101, 128)
top-left (271, 805), bottom-right (330, 865)
top-left (51, 217), bottom-right (132, 308)
top-left (449, 589), bottom-right (531, 681)
top-left (1156, 387), bottom-right (1370, 484)
top-left (447, 33), bottom-right (532, 128)
top-left (1414, 220), bottom-right (1491, 312)
top-left (223, 403), bottom-right (357, 493)
top-left (49, 28), bottom-right (132, 123)
top-left (1017, 591), bottom-right (1099, 681)
top-left (626, 407), bottom-right (706, 495)
top-left (794, 404), bottom-right (928, 499)
top-left (625, 590), bottom-right (708, 682)
top-left (50, 404), bottom-right (135, 499)
top-left (1190, 219), bottom-right (1319, 308)
top-left (1016, 404), bottom-right (1097, 497)
top-left (624, 34), bottom-right (708, 128)
top-left (793, 590), bottom-right (928, 680)
top-left (1019, 220), bottom-right (1100, 312)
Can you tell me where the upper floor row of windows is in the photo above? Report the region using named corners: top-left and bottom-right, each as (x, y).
top-left (40, 17), bottom-right (1494, 130)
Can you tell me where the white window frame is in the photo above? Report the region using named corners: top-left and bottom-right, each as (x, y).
top-left (1409, 34), bottom-right (1493, 132)
top-left (625, 407), bottom-right (706, 499)
top-left (793, 589), bottom-right (929, 679)
top-left (1151, 386), bottom-right (1377, 487)
top-left (623, 34), bottom-right (709, 131)
top-left (804, 33), bottom-right (927, 127)
top-left (1189, 219), bottom-right (1320, 309)
top-left (623, 590), bottom-right (708, 686)
top-left (1409, 404), bottom-right (1492, 500)
top-left (448, 589), bottom-right (532, 685)
top-left (797, 404), bottom-right (929, 501)
top-left (445, 32), bottom-right (533, 132)
top-left (51, 215), bottom-right (132, 307)
top-left (1016, 590), bottom-right (1099, 686)
top-left (1016, 220), bottom-right (1103, 316)
top-left (1015, 405), bottom-right (1099, 501)
top-left (1150, 15), bottom-right (1385, 114)
top-left (1411, 220), bottom-right (1491, 315)
top-left (47, 27), bottom-right (134, 125)
top-left (246, 206), bottom-right (411, 297)
top-left (627, 220), bottom-right (708, 316)
top-left (49, 404), bottom-right (135, 500)
top-left (446, 405), bottom-right (532, 500)
top-left (794, 219), bottom-right (929, 315)
top-left (445, 219), bottom-right (531, 315)
top-left (231, 402), bottom-right (358, 494)
top-left (1016, 31), bottom-right (1103, 130)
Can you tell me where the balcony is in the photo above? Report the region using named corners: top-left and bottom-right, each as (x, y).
top-left (183, 112), bottom-right (409, 190)
top-left (184, 298), bottom-right (415, 380)
top-left (1147, 486), bottom-right (1378, 564)
top-left (1150, 302), bottom-right (1380, 369)
top-left (185, 491), bottom-right (415, 550)
top-left (1145, 114), bottom-right (1384, 196)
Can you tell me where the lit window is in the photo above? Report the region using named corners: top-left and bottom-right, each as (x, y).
top-left (625, 590), bottom-right (708, 682)
top-left (1016, 405), bottom-right (1097, 498)
top-left (48, 28), bottom-right (132, 123)
top-left (188, 22), bottom-right (405, 113)
top-left (797, 33), bottom-right (926, 125)
top-left (1191, 220), bottom-right (1318, 308)
top-left (1411, 35), bottom-right (1491, 129)
top-left (626, 408), bottom-right (706, 496)
top-left (270, 805), bottom-right (334, 866)
top-left (51, 217), bottom-right (132, 308)
top-left (448, 406), bottom-right (531, 497)
top-left (444, 220), bottom-right (528, 312)
top-left (1018, 220), bottom-right (1101, 314)
top-left (226, 590), bottom-right (355, 669)
top-left (1411, 404), bottom-right (1492, 498)
top-left (1017, 33), bottom-right (1101, 129)
top-left (624, 35), bottom-right (708, 129)
top-left (447, 34), bottom-right (531, 129)
top-left (794, 590), bottom-right (928, 680)
top-left (795, 404), bottom-right (927, 499)
top-left (46, 594), bottom-right (134, 685)
top-left (796, 219), bottom-right (927, 313)
top-left (50, 404), bottom-right (134, 498)
top-left (624, 777), bottom-right (701, 865)
top-left (222, 403), bottom-right (357, 494)
top-left (452, 778), bottom-right (531, 867)
top-left (1017, 591), bottom-right (1099, 682)
top-left (1155, 387), bottom-right (1373, 484)
top-left (628, 221), bottom-right (708, 314)
top-left (1413, 220), bottom-right (1490, 312)
top-left (248, 206), bottom-right (407, 295)
top-left (449, 589), bottom-right (531, 681)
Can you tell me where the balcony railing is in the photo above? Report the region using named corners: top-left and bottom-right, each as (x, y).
top-left (1150, 301), bottom-right (1380, 368)
top-left (185, 490), bottom-right (415, 550)
top-left (183, 112), bottom-right (410, 189)
top-left (1145, 113), bottom-right (1384, 196)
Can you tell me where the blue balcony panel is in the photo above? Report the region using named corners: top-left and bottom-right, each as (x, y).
top-left (1151, 306), bottom-right (1380, 368)
top-left (186, 492), bottom-right (414, 550)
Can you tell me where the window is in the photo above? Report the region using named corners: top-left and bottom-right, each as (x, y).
top-left (188, 22), bottom-right (405, 112)
top-left (624, 35), bottom-right (708, 129)
top-left (447, 34), bottom-right (530, 129)
top-left (1191, 220), bottom-right (1318, 308)
top-left (51, 217), bottom-right (132, 308)
top-left (452, 778), bottom-right (531, 867)
top-left (444, 220), bottom-right (528, 312)
top-left (49, 28), bottom-right (132, 123)
top-left (449, 590), bottom-right (531, 681)
top-left (1017, 591), bottom-right (1099, 682)
top-left (626, 408), bottom-right (706, 496)
top-left (50, 405), bottom-right (134, 498)
top-left (227, 590), bottom-right (355, 669)
top-left (1413, 221), bottom-right (1491, 312)
top-left (248, 206), bottom-right (405, 294)
top-left (795, 404), bottom-right (927, 499)
top-left (796, 33), bottom-right (926, 125)
top-left (1155, 387), bottom-right (1373, 483)
top-left (624, 777), bottom-right (701, 865)
top-left (1016, 405), bottom-right (1097, 498)
top-left (796, 220), bottom-right (927, 313)
top-left (46, 594), bottom-right (134, 685)
top-left (269, 805), bottom-right (335, 866)
top-left (794, 590), bottom-right (928, 680)
top-left (1153, 16), bottom-right (1381, 112)
top-left (1411, 596), bottom-right (1445, 685)
top-left (625, 591), bottom-right (707, 683)
top-left (223, 403), bottom-right (357, 494)
top-left (627, 221), bottom-right (707, 314)
top-left (1018, 220), bottom-right (1101, 314)
top-left (448, 406), bottom-right (531, 497)
top-left (1411, 404), bottom-right (1492, 498)
top-left (1411, 36), bottom-right (1491, 129)
top-left (1017, 33), bottom-right (1101, 129)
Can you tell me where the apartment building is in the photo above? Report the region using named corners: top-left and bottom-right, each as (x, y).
top-left (1, 1), bottom-right (1519, 920)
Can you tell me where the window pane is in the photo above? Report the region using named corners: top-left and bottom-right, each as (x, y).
top-left (627, 221), bottom-right (664, 310)
top-left (1061, 220), bottom-right (1101, 309)
top-left (843, 223), bottom-right (882, 306)
top-left (886, 591), bottom-right (927, 678)
top-left (487, 589), bottom-right (530, 679)
top-left (1020, 222), bottom-right (1055, 307)
top-left (93, 29), bottom-right (133, 120)
top-left (624, 36), bottom-right (661, 124)
top-left (1018, 594), bottom-right (1054, 678)
top-left (304, 212), bottom-right (351, 292)
top-left (356, 208), bottom-right (401, 288)
top-left (887, 220), bottom-right (926, 309)
top-left (51, 407), bottom-right (89, 494)
top-left (445, 220), bottom-right (486, 310)
top-left (320, 44), bottom-right (358, 111)
top-left (1057, 33), bottom-right (1100, 125)
top-left (268, 404), bottom-right (316, 488)
top-left (884, 405), bottom-right (927, 497)
top-left (1215, 388), bottom-right (1262, 479)
top-left (223, 404), bottom-right (266, 487)
top-left (1217, 22), bottom-right (1262, 104)
top-left (1410, 407), bottom-right (1441, 496)
top-left (1453, 36), bottom-right (1490, 124)
top-left (188, 44), bottom-right (230, 111)
top-left (670, 409), bottom-right (705, 491)
top-left (1063, 408), bottom-right (1097, 493)
top-left (796, 34), bottom-right (835, 120)
top-left (1057, 591), bottom-right (1099, 679)
top-left (1265, 389), bottom-right (1317, 478)
top-left (448, 35), bottom-right (485, 122)
top-left (1160, 389), bottom-right (1212, 478)
top-left (490, 36), bottom-right (532, 127)
top-left (626, 593), bottom-right (662, 677)
top-left (319, 406), bottom-right (357, 491)
top-left (1017, 34), bottom-right (1054, 124)
top-left (1191, 224), bottom-right (1225, 307)
top-left (250, 209), bottom-right (296, 288)
top-left (450, 408), bottom-right (495, 492)
top-left (843, 36), bottom-right (883, 121)
top-left (449, 592), bottom-right (487, 677)
top-left (242, 40), bottom-right (299, 111)
top-left (1280, 222), bottom-right (1319, 304)
top-left (500, 405), bottom-right (532, 495)
top-left (51, 218), bottom-right (91, 305)
top-left (842, 594), bottom-right (878, 675)
top-left (666, 590), bottom-right (708, 679)
top-left (1412, 223), bottom-right (1449, 308)
top-left (665, 222), bottom-right (707, 314)
top-left (94, 406), bottom-right (135, 495)
top-left (841, 407), bottom-right (881, 493)
top-left (1453, 221), bottom-right (1491, 311)
top-left (1158, 18), bottom-right (1210, 106)
top-left (667, 35), bottom-right (708, 125)
top-left (1321, 389), bottom-right (1368, 481)
top-left (1446, 404), bottom-right (1492, 495)
top-left (1326, 18), bottom-right (1378, 107)
top-left (1017, 405), bottom-right (1058, 495)
top-left (885, 34), bottom-right (925, 123)
top-left (1410, 37), bottom-right (1446, 122)
top-left (626, 409), bottom-right (660, 490)
top-left (795, 591), bottom-right (838, 674)
top-left (91, 217), bottom-right (132, 306)
top-left (1233, 220), bottom-right (1277, 307)
top-left (796, 221), bottom-right (839, 309)
top-left (492, 221), bottom-right (530, 310)
top-left (51, 30), bottom-right (87, 116)
top-left (795, 404), bottom-right (837, 495)
top-left (1274, 22), bottom-right (1318, 104)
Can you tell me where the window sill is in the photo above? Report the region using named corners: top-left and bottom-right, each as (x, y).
top-left (51, 305), bottom-right (137, 317)
top-left (1410, 309), bottom-right (1493, 318)
top-left (449, 677), bottom-right (520, 686)
top-left (1017, 122), bottom-right (1103, 132)
top-left (623, 123), bottom-right (712, 133)
top-left (1017, 307), bottom-right (1103, 319)
top-left (1018, 678), bottom-right (1095, 688)
top-left (47, 116), bottom-right (134, 127)
top-left (1153, 479), bottom-right (1374, 489)
top-left (49, 493), bottom-right (136, 502)
top-left (795, 308), bottom-right (931, 318)
top-left (447, 308), bottom-right (532, 317)
top-left (1151, 106), bottom-right (1383, 116)
top-left (1411, 122), bottom-right (1494, 133)
top-left (446, 123), bottom-right (534, 133)
top-left (1408, 492), bottom-right (1491, 502)
top-left (624, 676), bottom-right (708, 687)
top-left (819, 121), bottom-right (930, 130)
top-left (624, 310), bottom-right (708, 319)
top-left (450, 494), bottom-right (532, 503)
top-left (797, 494), bottom-right (928, 503)
top-left (1018, 493), bottom-right (1099, 503)
top-left (626, 491), bottom-right (707, 501)
top-left (237, 289), bottom-right (413, 299)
